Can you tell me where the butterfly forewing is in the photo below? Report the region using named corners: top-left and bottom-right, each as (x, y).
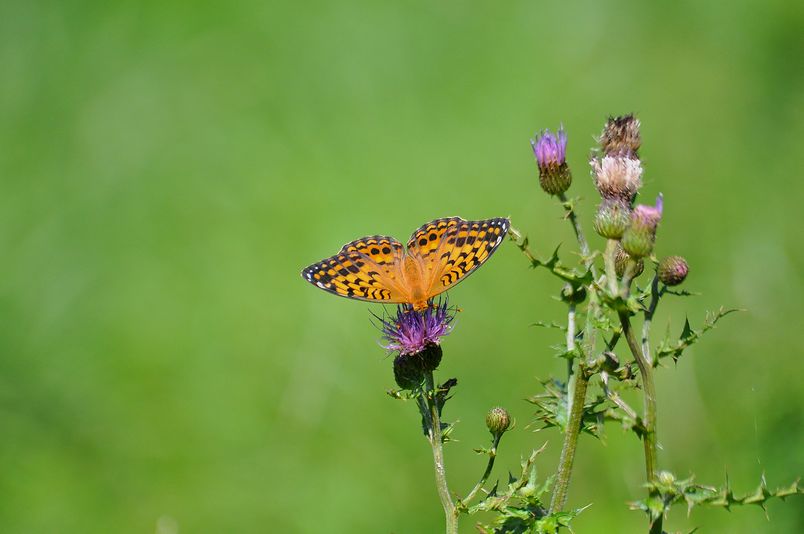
top-left (301, 235), bottom-right (409, 303)
top-left (406, 217), bottom-right (509, 300)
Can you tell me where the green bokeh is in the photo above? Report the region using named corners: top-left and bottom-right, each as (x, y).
top-left (1, 1), bottom-right (802, 532)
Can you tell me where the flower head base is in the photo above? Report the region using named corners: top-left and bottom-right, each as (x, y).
top-left (658, 255), bottom-right (689, 286)
top-left (600, 114), bottom-right (641, 157)
top-left (594, 197), bottom-right (632, 239)
top-left (591, 155), bottom-right (643, 201)
top-left (379, 299), bottom-right (455, 356)
top-left (485, 407), bottom-right (512, 436)
top-left (531, 127), bottom-right (572, 195)
top-left (614, 244), bottom-right (644, 278)
top-left (622, 195), bottom-right (663, 258)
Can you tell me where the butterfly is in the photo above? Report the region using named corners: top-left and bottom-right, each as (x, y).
top-left (301, 217), bottom-right (509, 311)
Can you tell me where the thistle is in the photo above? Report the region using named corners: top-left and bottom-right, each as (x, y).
top-left (600, 114), bottom-right (641, 157)
top-left (621, 195), bottom-right (663, 258)
top-left (532, 127), bottom-right (572, 195)
top-left (594, 197), bottom-right (632, 239)
top-left (658, 255), bottom-right (689, 286)
top-left (591, 155), bottom-right (643, 201)
top-left (379, 300), bottom-right (455, 357)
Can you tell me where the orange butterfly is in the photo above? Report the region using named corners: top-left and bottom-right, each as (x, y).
top-left (301, 217), bottom-right (509, 311)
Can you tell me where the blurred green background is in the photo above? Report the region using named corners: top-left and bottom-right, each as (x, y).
top-left (1, 0), bottom-right (802, 532)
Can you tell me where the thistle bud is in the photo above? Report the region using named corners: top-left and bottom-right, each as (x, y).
top-left (658, 256), bottom-right (689, 286)
top-left (560, 283), bottom-right (587, 304)
top-left (600, 114), bottom-right (641, 157)
top-left (594, 198), bottom-right (631, 239)
top-left (658, 471), bottom-right (676, 486)
top-left (614, 245), bottom-right (644, 278)
top-left (485, 407), bottom-right (511, 435)
top-left (393, 353), bottom-right (425, 390)
top-left (531, 127), bottom-right (571, 195)
top-left (590, 155), bottom-right (643, 201)
top-left (621, 195), bottom-right (663, 258)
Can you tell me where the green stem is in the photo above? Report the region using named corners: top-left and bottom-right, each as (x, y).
top-left (604, 239), bottom-right (619, 295)
top-left (422, 372), bottom-right (458, 534)
top-left (642, 275), bottom-right (662, 367)
top-left (566, 302), bottom-right (577, 410)
top-left (549, 365), bottom-right (590, 514)
top-left (559, 193), bottom-right (597, 277)
top-left (618, 311), bottom-right (662, 534)
top-left (461, 433), bottom-right (502, 505)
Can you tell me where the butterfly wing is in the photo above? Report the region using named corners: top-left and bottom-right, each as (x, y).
top-left (301, 235), bottom-right (411, 303)
top-left (406, 217), bottom-right (509, 300)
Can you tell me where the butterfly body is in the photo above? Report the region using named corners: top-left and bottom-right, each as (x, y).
top-left (301, 217), bottom-right (509, 310)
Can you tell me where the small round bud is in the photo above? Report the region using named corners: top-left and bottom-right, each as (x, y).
top-left (658, 256), bottom-right (689, 286)
top-left (600, 114), bottom-right (641, 157)
top-left (614, 246), bottom-right (644, 278)
top-left (590, 155), bottom-right (643, 201)
top-left (393, 353), bottom-right (425, 390)
top-left (419, 343), bottom-right (443, 372)
top-left (621, 196), bottom-right (663, 258)
top-left (594, 198), bottom-right (631, 239)
top-left (532, 128), bottom-right (572, 196)
top-left (560, 283), bottom-right (587, 304)
top-left (485, 407), bottom-right (511, 435)
top-left (658, 471), bottom-right (676, 486)
top-left (392, 344), bottom-right (443, 390)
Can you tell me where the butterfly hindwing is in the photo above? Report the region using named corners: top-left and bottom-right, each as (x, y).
top-left (407, 217), bottom-right (509, 299)
top-left (301, 235), bottom-right (408, 303)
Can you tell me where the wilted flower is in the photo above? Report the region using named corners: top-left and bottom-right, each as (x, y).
top-left (485, 407), bottom-right (511, 435)
top-left (379, 299), bottom-right (455, 356)
top-left (621, 195), bottom-right (663, 258)
top-left (531, 127), bottom-right (572, 195)
top-left (658, 256), bottom-right (689, 286)
top-left (591, 155), bottom-right (643, 201)
top-left (600, 114), bottom-right (641, 157)
top-left (594, 197), bottom-right (632, 239)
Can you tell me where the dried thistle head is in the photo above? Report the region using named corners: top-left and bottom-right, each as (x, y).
top-left (590, 155), bottom-right (643, 201)
top-left (600, 114), bottom-right (641, 157)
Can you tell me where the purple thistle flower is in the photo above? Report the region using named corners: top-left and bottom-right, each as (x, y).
top-left (531, 127), bottom-right (568, 170)
top-left (531, 127), bottom-right (572, 195)
top-left (378, 299), bottom-right (455, 356)
top-left (632, 194), bottom-right (663, 229)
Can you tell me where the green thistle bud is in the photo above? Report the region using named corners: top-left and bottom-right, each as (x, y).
top-left (658, 471), bottom-right (676, 486)
top-left (658, 256), bottom-right (689, 286)
top-left (594, 198), bottom-right (631, 239)
top-left (614, 245), bottom-right (644, 278)
top-left (600, 114), bottom-right (641, 157)
top-left (485, 407), bottom-right (511, 435)
top-left (621, 196), bottom-right (663, 258)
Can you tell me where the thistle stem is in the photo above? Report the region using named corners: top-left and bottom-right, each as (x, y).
top-left (461, 433), bottom-right (502, 505)
top-left (422, 372), bottom-right (458, 534)
top-left (618, 311), bottom-right (662, 534)
top-left (604, 239), bottom-right (619, 295)
top-left (566, 302), bottom-right (577, 409)
top-left (549, 364), bottom-right (589, 514)
top-left (559, 193), bottom-right (596, 277)
top-left (642, 275), bottom-right (662, 366)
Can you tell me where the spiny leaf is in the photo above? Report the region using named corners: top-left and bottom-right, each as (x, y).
top-left (656, 307), bottom-right (741, 363)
